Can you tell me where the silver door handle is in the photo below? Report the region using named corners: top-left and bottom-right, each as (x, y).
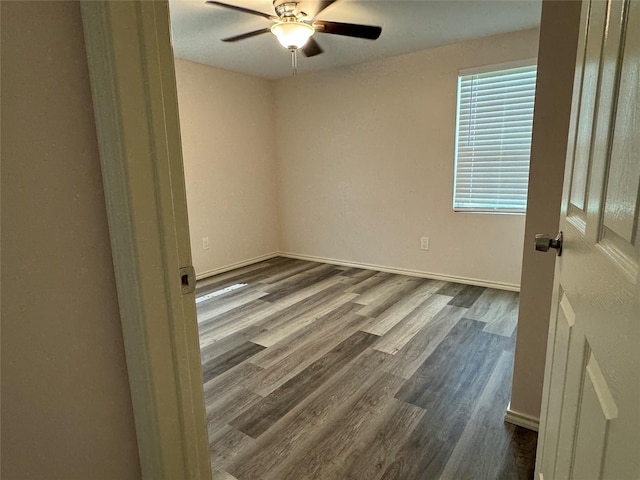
top-left (535, 231), bottom-right (563, 256)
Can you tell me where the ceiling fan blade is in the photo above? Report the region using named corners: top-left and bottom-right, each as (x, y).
top-left (315, 0), bottom-right (338, 18)
top-left (301, 37), bottom-right (323, 57)
top-left (313, 20), bottom-right (381, 40)
top-left (221, 27), bottom-right (271, 42)
top-left (205, 1), bottom-right (276, 20)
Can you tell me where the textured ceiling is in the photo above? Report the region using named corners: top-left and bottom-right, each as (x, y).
top-left (169, 0), bottom-right (542, 79)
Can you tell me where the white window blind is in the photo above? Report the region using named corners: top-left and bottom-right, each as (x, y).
top-left (453, 63), bottom-right (537, 213)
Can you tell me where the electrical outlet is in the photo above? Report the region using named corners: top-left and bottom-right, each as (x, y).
top-left (420, 237), bottom-right (430, 251)
top-left (202, 237), bottom-right (209, 250)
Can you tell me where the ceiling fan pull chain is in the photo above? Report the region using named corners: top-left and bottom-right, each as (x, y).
top-left (290, 48), bottom-right (298, 75)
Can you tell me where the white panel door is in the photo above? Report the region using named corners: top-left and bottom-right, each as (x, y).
top-left (535, 1), bottom-right (640, 479)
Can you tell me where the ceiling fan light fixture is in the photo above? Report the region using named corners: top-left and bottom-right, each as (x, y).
top-left (271, 21), bottom-right (314, 49)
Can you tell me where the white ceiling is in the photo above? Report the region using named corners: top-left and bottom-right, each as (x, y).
top-left (169, 0), bottom-right (542, 80)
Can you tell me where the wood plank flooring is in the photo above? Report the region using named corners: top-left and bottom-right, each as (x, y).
top-left (196, 257), bottom-right (537, 480)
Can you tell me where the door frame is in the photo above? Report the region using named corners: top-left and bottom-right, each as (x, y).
top-left (80, 2), bottom-right (211, 479)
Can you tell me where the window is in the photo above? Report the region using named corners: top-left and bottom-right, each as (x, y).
top-left (453, 62), bottom-right (537, 213)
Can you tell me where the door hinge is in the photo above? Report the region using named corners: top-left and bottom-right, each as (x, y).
top-left (180, 265), bottom-right (196, 295)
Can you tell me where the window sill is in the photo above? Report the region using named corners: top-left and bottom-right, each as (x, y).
top-left (453, 209), bottom-right (526, 216)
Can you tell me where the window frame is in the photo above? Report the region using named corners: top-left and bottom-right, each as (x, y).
top-left (452, 58), bottom-right (538, 215)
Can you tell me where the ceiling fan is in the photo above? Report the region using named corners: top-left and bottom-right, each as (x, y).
top-left (205, 0), bottom-right (382, 71)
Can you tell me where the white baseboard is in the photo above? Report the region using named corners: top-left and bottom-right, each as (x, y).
top-left (504, 404), bottom-right (540, 432)
top-left (195, 252), bottom-right (280, 281)
top-left (278, 252), bottom-right (520, 292)
top-left (196, 251), bottom-right (522, 292)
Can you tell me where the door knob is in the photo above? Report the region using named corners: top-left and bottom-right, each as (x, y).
top-left (535, 231), bottom-right (563, 256)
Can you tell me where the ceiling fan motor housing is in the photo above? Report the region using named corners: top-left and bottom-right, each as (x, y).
top-left (273, 0), bottom-right (307, 20)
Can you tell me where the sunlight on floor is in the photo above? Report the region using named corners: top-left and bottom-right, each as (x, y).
top-left (196, 283), bottom-right (248, 305)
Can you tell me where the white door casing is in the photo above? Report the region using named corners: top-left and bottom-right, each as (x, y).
top-left (536, 0), bottom-right (640, 479)
top-left (80, 2), bottom-right (212, 479)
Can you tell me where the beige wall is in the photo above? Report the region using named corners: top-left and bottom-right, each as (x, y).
top-left (275, 29), bottom-right (539, 287)
top-left (510, 0), bottom-right (583, 419)
top-left (1, 2), bottom-right (141, 479)
top-left (174, 59), bottom-right (279, 277)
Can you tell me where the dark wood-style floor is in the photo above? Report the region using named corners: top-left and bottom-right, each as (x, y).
top-left (197, 257), bottom-right (537, 480)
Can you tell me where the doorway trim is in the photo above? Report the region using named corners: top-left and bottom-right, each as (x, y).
top-left (80, 2), bottom-right (211, 479)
